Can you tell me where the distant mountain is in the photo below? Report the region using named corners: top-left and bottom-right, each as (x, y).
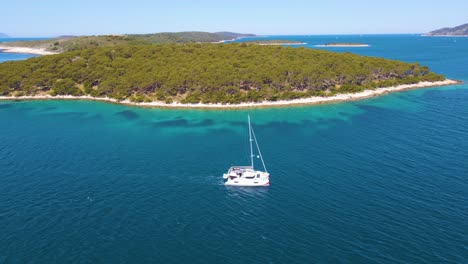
top-left (424, 23), bottom-right (468, 36)
top-left (0, 33), bottom-right (10, 38)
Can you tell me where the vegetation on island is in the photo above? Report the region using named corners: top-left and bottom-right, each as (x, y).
top-left (424, 23), bottom-right (468, 36)
top-left (0, 32), bottom-right (255, 53)
top-left (0, 43), bottom-right (445, 104)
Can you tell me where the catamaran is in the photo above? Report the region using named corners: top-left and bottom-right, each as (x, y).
top-left (223, 115), bottom-right (270, 187)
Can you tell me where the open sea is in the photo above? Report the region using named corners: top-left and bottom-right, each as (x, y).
top-left (0, 35), bottom-right (467, 263)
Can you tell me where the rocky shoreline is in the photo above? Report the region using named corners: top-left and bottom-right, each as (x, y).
top-left (0, 80), bottom-right (461, 109)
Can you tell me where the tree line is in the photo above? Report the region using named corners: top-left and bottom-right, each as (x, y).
top-left (0, 43), bottom-right (445, 104)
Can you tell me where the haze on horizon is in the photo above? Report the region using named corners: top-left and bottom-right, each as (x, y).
top-left (1, 0), bottom-right (467, 37)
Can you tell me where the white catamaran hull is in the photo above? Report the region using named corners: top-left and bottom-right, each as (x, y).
top-left (224, 178), bottom-right (270, 187)
top-left (223, 170), bottom-right (270, 187)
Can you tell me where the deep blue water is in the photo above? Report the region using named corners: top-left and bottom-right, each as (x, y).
top-left (0, 35), bottom-right (467, 263)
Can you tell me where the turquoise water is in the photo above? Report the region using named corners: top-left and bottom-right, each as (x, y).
top-left (1, 35), bottom-right (467, 263)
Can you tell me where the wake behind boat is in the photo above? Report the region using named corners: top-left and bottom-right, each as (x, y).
top-left (223, 115), bottom-right (270, 187)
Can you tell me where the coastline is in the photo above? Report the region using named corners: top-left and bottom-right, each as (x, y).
top-left (0, 45), bottom-right (57, 55)
top-left (0, 79), bottom-right (460, 109)
top-left (211, 39), bottom-right (235, 44)
top-left (211, 36), bottom-right (251, 44)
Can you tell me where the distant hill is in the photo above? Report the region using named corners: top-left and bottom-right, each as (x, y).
top-left (0, 31), bottom-right (256, 53)
top-left (127, 31), bottom-right (255, 44)
top-left (214, 32), bottom-right (255, 39)
top-left (0, 33), bottom-right (10, 38)
top-left (57, 35), bottom-right (77, 38)
top-left (424, 23), bottom-right (468, 36)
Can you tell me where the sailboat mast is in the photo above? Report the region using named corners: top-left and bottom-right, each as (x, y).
top-left (248, 114), bottom-right (254, 169)
top-left (251, 127), bottom-right (268, 173)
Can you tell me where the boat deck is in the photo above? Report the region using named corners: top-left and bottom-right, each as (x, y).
top-left (227, 166), bottom-right (253, 173)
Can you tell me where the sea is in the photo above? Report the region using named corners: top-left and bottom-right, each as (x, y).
top-left (0, 35), bottom-right (467, 263)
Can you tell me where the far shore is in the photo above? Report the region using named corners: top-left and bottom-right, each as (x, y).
top-left (0, 80), bottom-right (461, 109)
top-left (211, 36), bottom-right (251, 44)
top-left (0, 45), bottom-right (57, 55)
top-left (211, 39), bottom-right (236, 44)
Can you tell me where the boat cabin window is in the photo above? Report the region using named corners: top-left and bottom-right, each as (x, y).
top-left (257, 174), bottom-right (260, 178)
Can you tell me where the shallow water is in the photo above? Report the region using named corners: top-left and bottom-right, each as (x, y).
top-left (0, 35), bottom-right (467, 263)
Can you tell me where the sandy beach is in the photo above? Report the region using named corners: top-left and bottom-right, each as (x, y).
top-left (0, 45), bottom-right (57, 55)
top-left (0, 79), bottom-right (460, 109)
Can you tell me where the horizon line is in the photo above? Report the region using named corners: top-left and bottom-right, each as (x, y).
top-left (2, 32), bottom-right (430, 38)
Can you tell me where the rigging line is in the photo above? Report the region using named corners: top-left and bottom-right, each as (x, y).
top-left (251, 126), bottom-right (268, 173)
top-left (248, 114), bottom-right (254, 169)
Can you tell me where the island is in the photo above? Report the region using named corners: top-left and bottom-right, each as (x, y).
top-left (424, 23), bottom-right (468, 36)
top-left (0, 31), bottom-right (255, 54)
top-left (242, 40), bottom-right (306, 45)
top-left (0, 43), bottom-right (459, 108)
top-left (0, 33), bottom-right (10, 38)
top-left (315, 42), bottom-right (369, 47)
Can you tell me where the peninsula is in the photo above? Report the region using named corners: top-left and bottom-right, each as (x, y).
top-left (0, 43), bottom-right (457, 108)
top-left (315, 42), bottom-right (369, 47)
top-left (424, 23), bottom-right (468, 36)
top-left (0, 31), bottom-right (255, 54)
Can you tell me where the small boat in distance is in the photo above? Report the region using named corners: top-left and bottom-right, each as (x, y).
top-left (223, 115), bottom-right (270, 187)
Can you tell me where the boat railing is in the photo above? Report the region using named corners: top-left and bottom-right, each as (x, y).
top-left (228, 166), bottom-right (253, 173)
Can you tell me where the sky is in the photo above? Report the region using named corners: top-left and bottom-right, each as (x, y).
top-left (1, 0), bottom-right (467, 37)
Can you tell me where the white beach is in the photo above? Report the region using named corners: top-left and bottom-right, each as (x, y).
top-left (0, 79), bottom-right (460, 109)
top-left (0, 46), bottom-right (57, 55)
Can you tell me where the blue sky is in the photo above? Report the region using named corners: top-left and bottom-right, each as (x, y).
top-left (2, 0), bottom-right (467, 37)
